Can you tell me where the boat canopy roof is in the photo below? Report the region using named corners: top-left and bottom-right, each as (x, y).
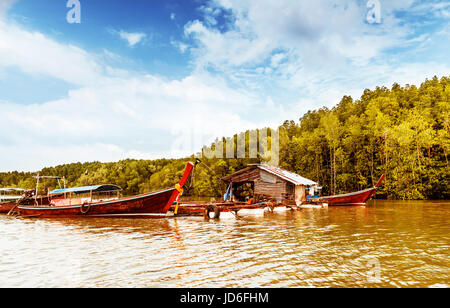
top-left (50, 184), bottom-right (122, 195)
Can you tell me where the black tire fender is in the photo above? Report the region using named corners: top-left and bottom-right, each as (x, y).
top-left (80, 201), bottom-right (91, 214)
top-left (204, 204), bottom-right (220, 219)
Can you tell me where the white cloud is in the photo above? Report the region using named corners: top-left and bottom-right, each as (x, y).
top-left (0, 17), bottom-right (269, 171)
top-left (116, 30), bottom-right (146, 47)
top-left (0, 143), bottom-right (124, 172)
top-left (0, 75), bottom-right (268, 171)
top-left (0, 6), bottom-right (274, 171)
top-left (0, 0), bottom-right (448, 172)
top-left (0, 0), bottom-right (17, 17)
top-left (410, 1), bottom-right (450, 18)
top-left (171, 39), bottom-right (188, 53)
top-left (0, 21), bottom-right (111, 86)
top-left (0, 68), bottom-right (269, 171)
top-left (182, 0), bottom-right (449, 111)
top-left (185, 0), bottom-right (418, 73)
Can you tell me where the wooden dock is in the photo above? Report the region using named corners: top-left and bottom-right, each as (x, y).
top-left (169, 201), bottom-right (285, 219)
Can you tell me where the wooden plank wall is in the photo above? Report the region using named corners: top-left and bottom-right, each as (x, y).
top-left (255, 170), bottom-right (294, 203)
top-left (228, 167), bottom-right (297, 204)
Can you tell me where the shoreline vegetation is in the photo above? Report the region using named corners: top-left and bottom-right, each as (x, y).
top-left (1, 76), bottom-right (449, 200)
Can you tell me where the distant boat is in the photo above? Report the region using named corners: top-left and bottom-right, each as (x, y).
top-left (0, 188), bottom-right (27, 213)
top-left (311, 175), bottom-right (385, 206)
top-left (17, 162), bottom-right (196, 218)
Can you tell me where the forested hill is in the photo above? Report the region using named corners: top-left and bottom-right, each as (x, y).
top-left (1, 76), bottom-right (448, 200)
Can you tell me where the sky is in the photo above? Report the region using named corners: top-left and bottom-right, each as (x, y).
top-left (0, 0), bottom-right (449, 171)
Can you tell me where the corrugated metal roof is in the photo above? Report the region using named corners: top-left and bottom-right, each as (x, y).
top-left (50, 184), bottom-right (122, 195)
top-left (221, 164), bottom-right (317, 186)
top-left (256, 164), bottom-right (317, 186)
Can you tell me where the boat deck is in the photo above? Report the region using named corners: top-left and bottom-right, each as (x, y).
top-left (168, 200), bottom-right (330, 218)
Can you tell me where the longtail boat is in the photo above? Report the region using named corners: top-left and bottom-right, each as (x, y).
top-left (0, 188), bottom-right (27, 213)
top-left (311, 174), bottom-right (385, 206)
top-left (17, 161), bottom-right (196, 218)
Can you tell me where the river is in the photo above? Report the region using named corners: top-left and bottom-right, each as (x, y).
top-left (0, 200), bottom-right (448, 288)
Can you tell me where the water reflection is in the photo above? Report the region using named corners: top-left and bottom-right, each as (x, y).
top-left (0, 200), bottom-right (448, 287)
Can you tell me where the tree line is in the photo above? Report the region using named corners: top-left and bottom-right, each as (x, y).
top-left (0, 76), bottom-right (448, 199)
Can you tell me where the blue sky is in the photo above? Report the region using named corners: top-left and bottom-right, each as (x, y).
top-left (0, 0), bottom-right (449, 171)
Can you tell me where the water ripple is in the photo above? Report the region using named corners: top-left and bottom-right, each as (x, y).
top-left (0, 200), bottom-right (449, 287)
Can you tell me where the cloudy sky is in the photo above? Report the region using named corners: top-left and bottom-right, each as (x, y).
top-left (0, 0), bottom-right (449, 171)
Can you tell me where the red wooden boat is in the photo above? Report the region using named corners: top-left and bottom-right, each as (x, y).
top-left (17, 161), bottom-right (196, 218)
top-left (311, 174), bottom-right (385, 206)
top-left (0, 188), bottom-right (28, 213)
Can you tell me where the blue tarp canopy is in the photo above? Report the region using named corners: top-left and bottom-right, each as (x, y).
top-left (223, 184), bottom-right (232, 201)
top-left (50, 184), bottom-right (122, 195)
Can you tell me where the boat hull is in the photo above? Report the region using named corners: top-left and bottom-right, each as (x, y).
top-left (312, 187), bottom-right (377, 206)
top-left (18, 188), bottom-right (178, 218)
top-left (311, 174), bottom-right (384, 206)
top-left (0, 202), bottom-right (16, 213)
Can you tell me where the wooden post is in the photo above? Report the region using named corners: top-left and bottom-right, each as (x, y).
top-left (35, 173), bottom-right (39, 206)
top-left (230, 182), bottom-right (233, 202)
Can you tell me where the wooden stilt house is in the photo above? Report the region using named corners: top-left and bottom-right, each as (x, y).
top-left (221, 164), bottom-right (317, 205)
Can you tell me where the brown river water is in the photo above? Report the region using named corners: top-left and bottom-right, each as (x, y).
top-left (0, 200), bottom-right (448, 288)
